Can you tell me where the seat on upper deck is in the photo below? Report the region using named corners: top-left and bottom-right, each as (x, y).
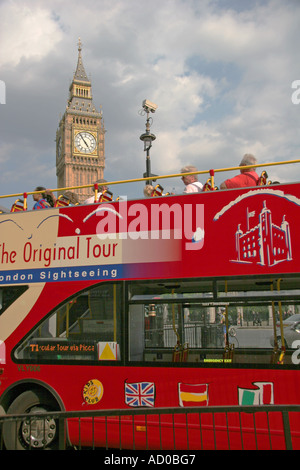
top-left (10, 198), bottom-right (26, 212)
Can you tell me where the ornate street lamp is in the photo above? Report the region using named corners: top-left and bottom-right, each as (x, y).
top-left (139, 99), bottom-right (158, 185)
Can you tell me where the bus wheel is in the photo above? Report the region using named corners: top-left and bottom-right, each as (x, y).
top-left (3, 389), bottom-right (58, 450)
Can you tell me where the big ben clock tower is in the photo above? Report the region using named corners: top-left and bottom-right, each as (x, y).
top-left (56, 39), bottom-right (105, 202)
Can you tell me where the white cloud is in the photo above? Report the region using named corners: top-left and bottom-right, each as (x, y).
top-left (0, 2), bottom-right (63, 68)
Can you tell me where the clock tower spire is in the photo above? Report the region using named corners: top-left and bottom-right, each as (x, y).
top-left (56, 38), bottom-right (105, 203)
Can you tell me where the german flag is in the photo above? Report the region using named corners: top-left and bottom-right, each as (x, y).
top-left (178, 383), bottom-right (208, 407)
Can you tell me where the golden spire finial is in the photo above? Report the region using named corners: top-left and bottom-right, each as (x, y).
top-left (78, 37), bottom-right (82, 52)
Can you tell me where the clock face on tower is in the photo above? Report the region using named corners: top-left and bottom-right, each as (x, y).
top-left (74, 131), bottom-right (97, 154)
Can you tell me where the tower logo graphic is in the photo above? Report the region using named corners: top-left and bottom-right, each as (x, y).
top-left (234, 201), bottom-right (292, 266)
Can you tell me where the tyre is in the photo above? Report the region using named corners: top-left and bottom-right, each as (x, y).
top-left (2, 389), bottom-right (58, 450)
top-left (276, 336), bottom-right (287, 349)
top-left (228, 326), bottom-right (236, 337)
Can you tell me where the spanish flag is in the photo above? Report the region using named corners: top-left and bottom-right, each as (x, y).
top-left (178, 383), bottom-right (208, 407)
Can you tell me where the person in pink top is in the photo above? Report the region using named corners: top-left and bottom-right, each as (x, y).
top-left (220, 154), bottom-right (259, 189)
top-left (181, 165), bottom-right (203, 193)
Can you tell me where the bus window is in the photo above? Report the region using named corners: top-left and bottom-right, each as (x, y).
top-left (15, 283), bottom-right (121, 362)
top-left (0, 286), bottom-right (28, 316)
top-left (129, 300), bottom-right (225, 363)
top-left (128, 278), bottom-right (300, 365)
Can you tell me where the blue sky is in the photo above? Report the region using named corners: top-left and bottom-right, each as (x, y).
top-left (0, 0), bottom-right (300, 207)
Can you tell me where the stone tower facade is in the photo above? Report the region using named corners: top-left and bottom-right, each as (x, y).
top-left (56, 39), bottom-right (105, 203)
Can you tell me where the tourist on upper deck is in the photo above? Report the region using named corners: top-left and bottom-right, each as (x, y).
top-left (220, 154), bottom-right (259, 189)
top-left (33, 187), bottom-right (56, 210)
top-left (62, 191), bottom-right (79, 205)
top-left (84, 179), bottom-right (108, 204)
top-left (181, 165), bottom-right (203, 193)
top-left (144, 185), bottom-right (154, 197)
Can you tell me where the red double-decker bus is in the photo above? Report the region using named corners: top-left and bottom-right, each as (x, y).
top-left (0, 166), bottom-right (300, 449)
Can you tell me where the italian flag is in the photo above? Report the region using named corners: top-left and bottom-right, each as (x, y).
top-left (238, 382), bottom-right (274, 406)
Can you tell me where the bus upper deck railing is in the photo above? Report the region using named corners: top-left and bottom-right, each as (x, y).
top-left (0, 404), bottom-right (299, 450)
top-left (2, 158), bottom-right (300, 211)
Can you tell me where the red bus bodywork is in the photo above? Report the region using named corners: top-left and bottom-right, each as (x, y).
top-left (0, 183), bottom-right (300, 449)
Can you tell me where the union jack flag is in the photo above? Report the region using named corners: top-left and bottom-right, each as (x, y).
top-left (125, 382), bottom-right (155, 407)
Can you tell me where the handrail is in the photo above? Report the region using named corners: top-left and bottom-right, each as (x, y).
top-left (1, 158), bottom-right (300, 201)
